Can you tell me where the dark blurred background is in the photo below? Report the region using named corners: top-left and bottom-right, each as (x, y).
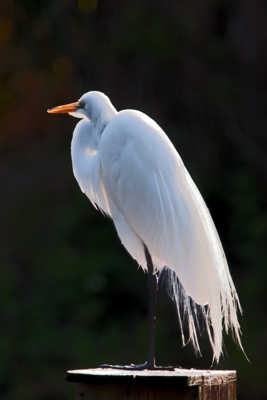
top-left (0, 0), bottom-right (266, 399)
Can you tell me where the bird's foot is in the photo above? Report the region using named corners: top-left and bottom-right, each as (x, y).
top-left (99, 361), bottom-right (175, 371)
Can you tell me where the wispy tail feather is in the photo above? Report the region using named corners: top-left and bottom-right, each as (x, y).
top-left (163, 267), bottom-right (245, 363)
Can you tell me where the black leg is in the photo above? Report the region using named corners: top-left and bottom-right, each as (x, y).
top-left (144, 244), bottom-right (158, 369)
top-left (99, 245), bottom-right (175, 371)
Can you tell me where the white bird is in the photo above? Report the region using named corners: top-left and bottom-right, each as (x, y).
top-left (48, 91), bottom-right (244, 368)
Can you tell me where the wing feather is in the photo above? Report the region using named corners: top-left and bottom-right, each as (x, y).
top-left (99, 109), bottom-right (243, 362)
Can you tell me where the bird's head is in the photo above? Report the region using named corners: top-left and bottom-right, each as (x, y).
top-left (47, 91), bottom-right (116, 124)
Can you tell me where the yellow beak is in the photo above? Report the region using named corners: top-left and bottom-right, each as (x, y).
top-left (47, 101), bottom-right (79, 114)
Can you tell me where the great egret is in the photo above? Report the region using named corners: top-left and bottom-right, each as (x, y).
top-left (48, 91), bottom-right (244, 368)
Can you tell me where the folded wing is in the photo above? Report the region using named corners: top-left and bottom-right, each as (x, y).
top-left (99, 109), bottom-right (243, 362)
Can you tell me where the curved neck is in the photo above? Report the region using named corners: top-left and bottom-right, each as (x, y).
top-left (91, 101), bottom-right (117, 137)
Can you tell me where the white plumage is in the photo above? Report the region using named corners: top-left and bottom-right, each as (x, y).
top-left (50, 91), bottom-right (244, 363)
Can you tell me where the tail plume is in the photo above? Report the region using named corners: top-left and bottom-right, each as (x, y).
top-left (163, 267), bottom-right (246, 363)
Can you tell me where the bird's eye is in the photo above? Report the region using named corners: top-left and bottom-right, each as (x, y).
top-left (78, 100), bottom-right (85, 109)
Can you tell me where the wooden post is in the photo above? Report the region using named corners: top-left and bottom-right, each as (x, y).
top-left (66, 368), bottom-right (237, 399)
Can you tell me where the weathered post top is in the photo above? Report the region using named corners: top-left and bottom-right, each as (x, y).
top-left (66, 368), bottom-right (237, 399)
